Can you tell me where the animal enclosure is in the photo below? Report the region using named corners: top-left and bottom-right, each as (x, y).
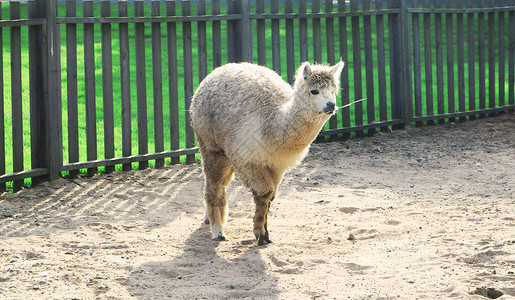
top-left (0, 0), bottom-right (514, 192)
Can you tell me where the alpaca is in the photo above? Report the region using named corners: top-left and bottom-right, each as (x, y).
top-left (190, 61), bottom-right (345, 245)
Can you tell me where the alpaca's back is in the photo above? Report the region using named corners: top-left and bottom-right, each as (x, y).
top-left (190, 63), bottom-right (292, 161)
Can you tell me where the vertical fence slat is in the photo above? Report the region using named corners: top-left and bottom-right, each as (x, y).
top-left (423, 0), bottom-right (434, 121)
top-left (28, 0), bottom-right (43, 186)
top-left (467, 0), bottom-right (476, 117)
top-left (197, 0), bottom-right (207, 82)
top-left (363, 0), bottom-right (375, 131)
top-left (167, 0), bottom-right (180, 165)
top-left (338, 0), bottom-right (350, 138)
top-left (509, 1), bottom-right (515, 106)
top-left (10, 1), bottom-right (23, 191)
top-left (487, 3), bottom-right (496, 110)
top-left (326, 0), bottom-right (338, 132)
top-left (135, 0), bottom-right (148, 169)
top-left (412, 0), bottom-right (422, 125)
top-left (285, 0), bottom-right (295, 84)
top-left (389, 0), bottom-right (411, 127)
top-left (0, 4), bottom-right (4, 191)
top-left (376, 0), bottom-right (388, 129)
top-left (299, 0), bottom-right (308, 63)
top-left (445, 0), bottom-right (455, 121)
top-left (66, 0), bottom-right (79, 177)
top-left (351, 0), bottom-right (363, 137)
top-left (240, 0), bottom-right (252, 62)
top-left (312, 0), bottom-right (322, 64)
top-left (271, 0), bottom-right (281, 74)
top-left (456, 0), bottom-right (466, 118)
top-left (84, 0), bottom-right (97, 176)
top-left (152, 0), bottom-right (164, 169)
top-left (256, 0), bottom-right (266, 66)
top-left (498, 2), bottom-right (505, 107)
top-left (212, 0), bottom-right (222, 68)
top-left (101, 0), bottom-right (115, 173)
top-left (119, 0), bottom-right (132, 171)
top-left (435, 1), bottom-right (445, 122)
top-left (478, 0), bottom-right (486, 115)
top-left (183, 0), bottom-right (196, 164)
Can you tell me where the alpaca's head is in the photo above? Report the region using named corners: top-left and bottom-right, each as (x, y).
top-left (293, 61), bottom-right (345, 116)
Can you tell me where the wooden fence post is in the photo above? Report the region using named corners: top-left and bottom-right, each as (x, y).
top-left (388, 0), bottom-right (413, 128)
top-left (28, 0), bottom-right (62, 183)
top-left (227, 0), bottom-right (252, 63)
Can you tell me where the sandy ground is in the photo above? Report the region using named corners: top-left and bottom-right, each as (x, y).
top-left (1, 112), bottom-right (514, 299)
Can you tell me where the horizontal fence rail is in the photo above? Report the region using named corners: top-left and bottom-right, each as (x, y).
top-left (0, 0), bottom-right (514, 192)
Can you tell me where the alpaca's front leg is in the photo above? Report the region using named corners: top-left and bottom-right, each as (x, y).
top-left (253, 191), bottom-right (274, 245)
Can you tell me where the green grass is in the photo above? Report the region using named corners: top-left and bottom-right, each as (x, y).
top-left (1, 2), bottom-right (513, 191)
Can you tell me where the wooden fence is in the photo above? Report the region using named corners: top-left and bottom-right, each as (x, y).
top-left (0, 0), bottom-right (514, 192)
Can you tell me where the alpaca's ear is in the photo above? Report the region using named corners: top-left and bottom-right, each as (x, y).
top-left (302, 62), bottom-right (312, 80)
top-left (330, 61), bottom-right (345, 78)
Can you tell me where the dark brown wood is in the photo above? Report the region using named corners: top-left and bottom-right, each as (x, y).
top-left (445, 0), bottom-right (455, 121)
top-left (312, 0), bottom-right (322, 64)
top-left (376, 0), bottom-right (388, 130)
top-left (167, 0), bottom-right (180, 165)
top-left (10, 1), bottom-right (23, 191)
top-left (338, 0), bottom-right (351, 138)
top-left (326, 0), bottom-right (338, 133)
top-left (271, 0), bottom-right (281, 74)
top-left (152, 0), bottom-right (164, 169)
top-left (299, 0), bottom-right (308, 62)
top-left (183, 0), bottom-right (196, 164)
top-left (412, 0), bottom-right (423, 124)
top-left (135, 0), bottom-right (148, 169)
top-left (212, 0), bottom-right (222, 68)
top-left (240, 0), bottom-right (252, 62)
top-left (101, 0), bottom-right (115, 173)
top-left (119, 0), bottom-right (132, 171)
top-left (66, 0), bottom-right (79, 177)
top-left (0, 3), bottom-right (4, 191)
top-left (363, 0), bottom-right (375, 132)
top-left (197, 0), bottom-right (208, 82)
top-left (256, 0), bottom-right (266, 66)
top-left (423, 0), bottom-right (434, 121)
top-left (285, 0), bottom-right (295, 84)
top-left (488, 4), bottom-right (496, 110)
top-left (84, 0), bottom-right (97, 176)
top-left (456, 0), bottom-right (466, 119)
top-left (28, 0), bottom-right (45, 186)
top-left (478, 0), bottom-right (486, 114)
top-left (467, 0), bottom-right (476, 117)
top-left (435, 1), bottom-right (445, 123)
top-left (509, 3), bottom-right (515, 106)
top-left (61, 148), bottom-right (200, 172)
top-left (389, 0), bottom-right (411, 128)
top-left (498, 3), bottom-right (505, 107)
top-left (351, 0), bottom-right (363, 137)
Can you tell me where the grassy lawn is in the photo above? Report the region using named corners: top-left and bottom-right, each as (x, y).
top-left (1, 2), bottom-right (512, 190)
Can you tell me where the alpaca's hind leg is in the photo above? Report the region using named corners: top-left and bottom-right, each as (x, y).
top-left (201, 149), bottom-right (234, 240)
top-left (241, 166), bottom-right (281, 245)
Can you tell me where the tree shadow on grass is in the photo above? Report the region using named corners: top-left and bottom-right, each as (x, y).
top-left (126, 225), bottom-right (279, 299)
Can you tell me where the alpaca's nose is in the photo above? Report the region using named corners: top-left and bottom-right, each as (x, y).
top-left (323, 102), bottom-right (335, 114)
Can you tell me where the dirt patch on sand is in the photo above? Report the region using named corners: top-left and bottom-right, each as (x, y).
top-left (1, 112), bottom-right (514, 299)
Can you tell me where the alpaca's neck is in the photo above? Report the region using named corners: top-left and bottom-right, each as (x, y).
top-left (266, 95), bottom-right (329, 149)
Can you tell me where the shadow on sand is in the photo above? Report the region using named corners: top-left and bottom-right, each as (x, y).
top-left (126, 225), bottom-right (279, 299)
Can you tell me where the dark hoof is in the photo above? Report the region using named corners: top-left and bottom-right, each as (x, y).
top-left (213, 236), bottom-right (226, 241)
top-left (257, 238), bottom-right (273, 246)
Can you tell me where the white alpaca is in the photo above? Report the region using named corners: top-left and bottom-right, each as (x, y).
top-left (190, 61), bottom-right (344, 245)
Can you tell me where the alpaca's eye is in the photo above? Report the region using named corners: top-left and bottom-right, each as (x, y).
top-left (310, 90), bottom-right (319, 95)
